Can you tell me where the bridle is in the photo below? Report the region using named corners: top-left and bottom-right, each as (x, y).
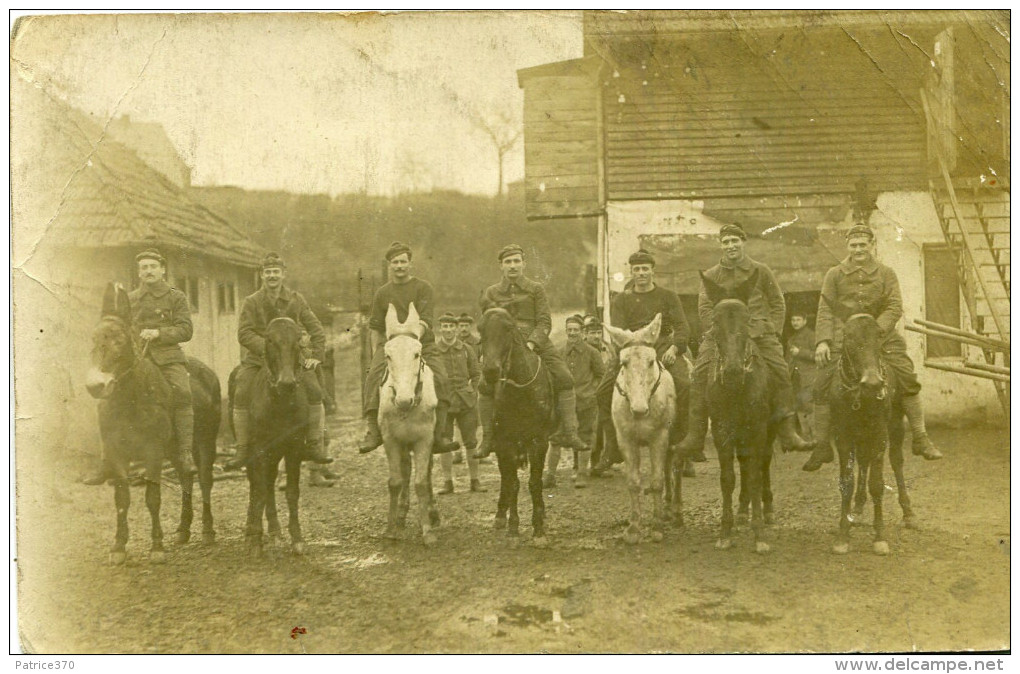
top-left (381, 339), bottom-right (427, 407)
top-left (98, 316), bottom-right (149, 387)
top-left (498, 337), bottom-right (543, 389)
top-left (712, 334), bottom-right (756, 386)
top-left (614, 345), bottom-right (663, 402)
top-left (838, 314), bottom-right (888, 410)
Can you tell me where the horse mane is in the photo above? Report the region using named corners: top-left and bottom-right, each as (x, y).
top-left (481, 308), bottom-right (526, 347)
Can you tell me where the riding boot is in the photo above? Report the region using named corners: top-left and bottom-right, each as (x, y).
top-left (549, 389), bottom-right (588, 451)
top-left (473, 393), bottom-right (495, 459)
top-left (303, 403), bottom-right (333, 464)
top-left (777, 413), bottom-right (814, 453)
top-left (172, 406), bottom-right (197, 476)
top-left (801, 403), bottom-right (834, 472)
top-left (592, 422), bottom-right (622, 472)
top-left (433, 402), bottom-right (460, 455)
top-left (358, 413), bottom-right (383, 454)
top-left (224, 408), bottom-right (252, 471)
top-left (904, 394), bottom-right (943, 460)
top-left (544, 445), bottom-right (561, 488)
top-left (675, 387), bottom-right (708, 457)
top-left (574, 450), bottom-right (590, 488)
top-left (308, 465), bottom-right (335, 488)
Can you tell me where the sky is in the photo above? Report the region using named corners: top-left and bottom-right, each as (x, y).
top-left (11, 11), bottom-right (583, 196)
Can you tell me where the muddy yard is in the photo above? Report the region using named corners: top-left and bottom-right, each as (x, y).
top-left (15, 349), bottom-right (1010, 654)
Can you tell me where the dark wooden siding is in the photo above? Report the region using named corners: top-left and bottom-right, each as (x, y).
top-left (522, 71), bottom-right (601, 219)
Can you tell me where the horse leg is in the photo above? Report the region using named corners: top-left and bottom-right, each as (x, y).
top-left (529, 443), bottom-right (547, 545)
top-left (674, 444), bottom-right (685, 528)
top-left (736, 455), bottom-right (749, 527)
top-left (414, 441), bottom-right (437, 547)
top-left (174, 456), bottom-right (194, 545)
top-left (493, 449), bottom-right (509, 531)
top-left (397, 450), bottom-right (412, 528)
top-left (507, 451), bottom-right (521, 537)
top-left (853, 454), bottom-right (868, 521)
top-left (285, 453), bottom-right (304, 555)
top-left (889, 416), bottom-right (915, 529)
top-left (198, 447), bottom-right (215, 544)
top-left (648, 435), bottom-right (666, 543)
top-left (624, 444), bottom-right (642, 545)
top-left (870, 445), bottom-right (889, 556)
top-left (145, 480), bottom-right (165, 563)
top-left (110, 479), bottom-right (130, 565)
top-left (244, 454), bottom-right (266, 559)
top-left (762, 445), bottom-right (775, 525)
top-left (265, 457), bottom-right (282, 543)
top-left (833, 442), bottom-right (854, 554)
top-left (384, 445), bottom-right (404, 540)
top-left (716, 449), bottom-right (735, 549)
top-left (747, 452), bottom-right (768, 554)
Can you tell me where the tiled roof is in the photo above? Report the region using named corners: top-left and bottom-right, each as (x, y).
top-left (20, 79), bottom-right (263, 267)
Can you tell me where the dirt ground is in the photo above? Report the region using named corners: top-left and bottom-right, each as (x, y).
top-left (15, 347), bottom-right (1010, 654)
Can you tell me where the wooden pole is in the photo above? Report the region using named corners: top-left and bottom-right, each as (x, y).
top-left (913, 318), bottom-right (1010, 350)
top-left (923, 360), bottom-right (1010, 382)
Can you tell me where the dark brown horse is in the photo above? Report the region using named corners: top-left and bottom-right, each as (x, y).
top-left (827, 307), bottom-right (911, 556)
top-left (479, 308), bottom-right (555, 545)
top-left (86, 283), bottom-right (220, 565)
top-left (243, 317), bottom-right (308, 557)
top-left (700, 270), bottom-right (775, 554)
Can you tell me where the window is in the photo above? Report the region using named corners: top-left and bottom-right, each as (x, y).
top-left (923, 244), bottom-right (962, 358)
top-left (218, 281), bottom-right (236, 314)
top-left (179, 276), bottom-right (200, 312)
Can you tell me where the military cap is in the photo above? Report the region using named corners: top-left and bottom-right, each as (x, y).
top-left (260, 252), bottom-right (286, 270)
top-left (498, 243), bottom-right (525, 261)
top-left (565, 314), bottom-right (585, 328)
top-left (628, 249), bottom-right (655, 266)
top-left (583, 315), bottom-right (602, 330)
top-left (438, 312), bottom-right (458, 325)
top-left (845, 223), bottom-right (876, 241)
top-left (385, 241), bottom-right (412, 261)
top-left (135, 248), bottom-right (166, 265)
top-left (719, 223), bottom-right (748, 241)
top-left (456, 313), bottom-right (475, 325)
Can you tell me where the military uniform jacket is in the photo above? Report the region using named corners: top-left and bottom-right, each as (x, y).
top-left (480, 275), bottom-right (551, 346)
top-left (239, 285), bottom-right (325, 367)
top-left (785, 326), bottom-right (817, 389)
top-left (368, 277), bottom-right (436, 343)
top-left (698, 255), bottom-right (786, 339)
top-left (563, 339), bottom-right (605, 408)
top-left (434, 338), bottom-right (480, 412)
top-left (128, 280), bottom-right (192, 365)
top-left (611, 284), bottom-right (690, 353)
top-left (816, 256), bottom-right (903, 351)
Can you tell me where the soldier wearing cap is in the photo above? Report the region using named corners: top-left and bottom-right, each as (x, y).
top-left (84, 248), bottom-right (198, 483)
top-left (474, 244), bottom-right (588, 457)
top-left (546, 314), bottom-right (605, 488)
top-left (583, 315), bottom-right (612, 366)
top-left (225, 252), bottom-right (332, 470)
top-left (676, 224), bottom-right (813, 457)
top-left (457, 313), bottom-right (481, 349)
top-left (357, 242), bottom-right (459, 455)
top-left (434, 312), bottom-right (486, 494)
top-left (592, 249), bottom-right (692, 472)
top-left (802, 223), bottom-right (942, 471)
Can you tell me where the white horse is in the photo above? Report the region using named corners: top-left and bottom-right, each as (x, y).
top-left (379, 302), bottom-right (440, 546)
top-left (605, 314), bottom-right (676, 544)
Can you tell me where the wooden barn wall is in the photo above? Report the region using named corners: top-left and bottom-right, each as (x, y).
top-left (601, 31), bottom-right (929, 201)
top-left (522, 73), bottom-right (601, 219)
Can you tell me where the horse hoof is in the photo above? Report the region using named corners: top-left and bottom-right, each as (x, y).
top-left (395, 518), bottom-right (407, 530)
top-left (650, 530), bottom-right (664, 543)
top-left (109, 551), bottom-right (127, 566)
top-left (508, 524), bottom-right (520, 537)
top-left (383, 527), bottom-right (401, 541)
top-left (715, 539), bottom-right (731, 550)
top-left (623, 531), bottom-right (640, 545)
top-left (532, 536), bottom-right (549, 549)
top-left (493, 516), bottom-right (507, 531)
top-left (833, 542), bottom-right (849, 555)
top-left (202, 531), bottom-right (217, 545)
top-left (174, 531), bottom-right (190, 546)
top-left (429, 511), bottom-right (441, 528)
top-left (873, 541), bottom-right (890, 556)
top-left (422, 532), bottom-right (437, 547)
top-left (292, 541), bottom-right (305, 556)
top-left (903, 517), bottom-right (918, 530)
top-left (755, 541), bottom-right (770, 555)
top-left (736, 513), bottom-right (749, 526)
top-left (149, 549), bottom-right (166, 564)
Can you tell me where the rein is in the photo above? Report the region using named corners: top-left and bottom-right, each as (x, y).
top-left (109, 334), bottom-right (151, 386)
top-left (499, 339), bottom-right (543, 389)
top-left (713, 336), bottom-right (756, 385)
top-left (380, 342), bottom-right (428, 407)
top-left (614, 351), bottom-right (664, 402)
top-left (838, 314), bottom-right (888, 411)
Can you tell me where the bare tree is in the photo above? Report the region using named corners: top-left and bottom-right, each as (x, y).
top-left (476, 109), bottom-right (522, 197)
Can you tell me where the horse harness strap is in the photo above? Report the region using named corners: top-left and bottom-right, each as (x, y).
top-left (614, 359), bottom-right (663, 401)
top-left (500, 340), bottom-right (543, 389)
top-left (837, 351), bottom-right (887, 411)
top-left (380, 354), bottom-right (428, 407)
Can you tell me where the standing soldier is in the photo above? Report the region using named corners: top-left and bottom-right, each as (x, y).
top-left (357, 242), bottom-right (460, 455)
top-left (583, 314), bottom-right (615, 476)
top-left (592, 249), bottom-right (692, 472)
top-left (434, 313), bottom-right (486, 494)
top-left (785, 309), bottom-right (817, 443)
top-left (225, 252), bottom-right (332, 470)
top-left (676, 225), bottom-right (813, 457)
top-left (474, 244), bottom-right (588, 458)
top-left (546, 314), bottom-right (605, 488)
top-left (583, 315), bottom-right (612, 365)
top-left (802, 224), bottom-right (942, 471)
top-left (457, 313), bottom-right (481, 350)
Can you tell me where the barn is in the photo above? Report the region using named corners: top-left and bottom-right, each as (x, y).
top-left (12, 74), bottom-right (264, 463)
top-left (517, 10), bottom-right (1009, 425)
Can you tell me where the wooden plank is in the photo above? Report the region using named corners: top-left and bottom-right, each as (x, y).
top-left (524, 173), bottom-right (599, 189)
top-left (607, 179), bottom-right (923, 200)
top-left (527, 186), bottom-right (600, 203)
top-left (526, 201), bottom-right (603, 220)
top-left (524, 139), bottom-right (598, 155)
top-left (604, 119), bottom-right (922, 137)
top-left (603, 129), bottom-right (924, 148)
top-left (605, 146), bottom-right (924, 167)
top-left (525, 162), bottom-right (598, 177)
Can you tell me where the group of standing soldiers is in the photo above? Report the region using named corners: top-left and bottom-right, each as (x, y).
top-left (86, 219), bottom-right (942, 487)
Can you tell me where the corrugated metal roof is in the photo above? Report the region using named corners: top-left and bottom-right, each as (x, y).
top-left (20, 79), bottom-right (263, 267)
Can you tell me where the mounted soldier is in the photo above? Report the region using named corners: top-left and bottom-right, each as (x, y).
top-left (676, 225), bottom-right (814, 458)
top-left (225, 252), bottom-right (332, 470)
top-left (592, 249), bottom-right (692, 473)
top-left (357, 242), bottom-right (460, 456)
top-left (474, 243), bottom-right (588, 458)
top-left (802, 223), bottom-right (942, 471)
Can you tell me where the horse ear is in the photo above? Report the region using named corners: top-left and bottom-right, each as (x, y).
top-left (732, 268), bottom-right (760, 305)
top-left (405, 302), bottom-right (425, 339)
top-left (385, 303), bottom-right (400, 338)
top-left (700, 271), bottom-right (726, 306)
top-left (115, 283), bottom-right (132, 325)
top-left (604, 324), bottom-right (632, 349)
top-left (640, 313), bottom-right (662, 345)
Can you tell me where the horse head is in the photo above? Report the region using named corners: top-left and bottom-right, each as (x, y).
top-left (479, 308), bottom-right (517, 386)
top-left (701, 270), bottom-right (759, 389)
top-left (264, 317), bottom-right (303, 393)
top-left (830, 292), bottom-right (886, 398)
top-left (606, 314), bottom-right (663, 417)
top-left (86, 282), bottom-right (135, 399)
top-left (384, 303), bottom-right (426, 411)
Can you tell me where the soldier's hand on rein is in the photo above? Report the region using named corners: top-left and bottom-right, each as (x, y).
top-left (662, 345), bottom-right (678, 366)
top-left (815, 342), bottom-right (831, 366)
top-left (140, 329), bottom-right (160, 341)
top-left (303, 358), bottom-right (321, 370)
